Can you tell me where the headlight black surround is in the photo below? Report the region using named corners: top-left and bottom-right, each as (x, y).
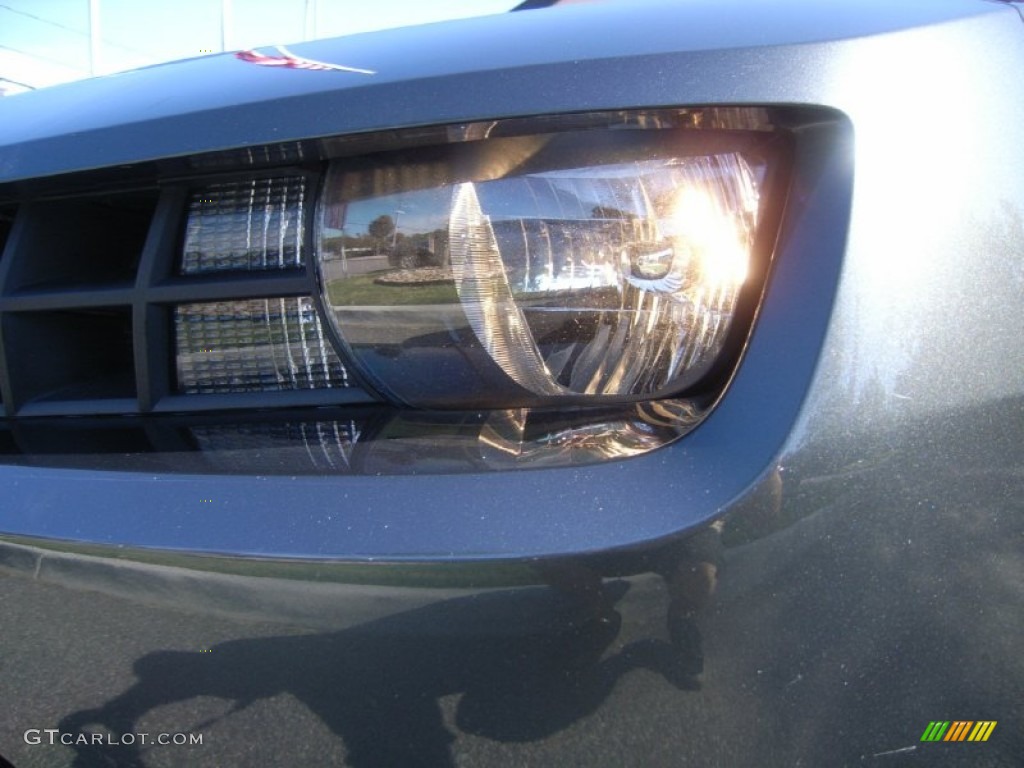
top-left (314, 108), bottom-right (793, 411)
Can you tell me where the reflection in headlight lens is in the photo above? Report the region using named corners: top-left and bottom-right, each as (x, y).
top-left (318, 124), bottom-right (775, 407)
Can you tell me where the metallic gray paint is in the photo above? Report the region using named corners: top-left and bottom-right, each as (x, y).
top-left (0, 0), bottom-right (1011, 181)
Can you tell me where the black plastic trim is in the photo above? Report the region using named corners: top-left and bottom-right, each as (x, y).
top-left (152, 388), bottom-right (375, 413)
top-left (0, 174), bottom-right (368, 417)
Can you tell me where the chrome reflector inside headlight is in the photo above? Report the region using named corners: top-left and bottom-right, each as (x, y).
top-left (317, 114), bottom-right (784, 407)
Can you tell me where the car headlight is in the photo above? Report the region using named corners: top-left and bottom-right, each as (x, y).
top-left (316, 111), bottom-right (786, 407)
top-left (0, 107), bottom-right (790, 473)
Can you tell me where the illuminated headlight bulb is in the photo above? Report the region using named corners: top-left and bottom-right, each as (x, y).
top-left (672, 187), bottom-right (751, 289)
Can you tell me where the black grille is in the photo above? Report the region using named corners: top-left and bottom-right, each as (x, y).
top-left (0, 176), bottom-right (372, 419)
top-left (0, 409), bottom-right (381, 475)
top-left (0, 204), bottom-right (14, 417)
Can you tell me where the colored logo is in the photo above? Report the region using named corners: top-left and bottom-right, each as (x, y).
top-left (235, 46), bottom-right (375, 75)
top-left (920, 721), bottom-right (996, 742)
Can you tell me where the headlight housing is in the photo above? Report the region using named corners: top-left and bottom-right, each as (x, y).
top-left (0, 108), bottom-right (792, 472)
top-left (316, 110), bottom-right (787, 408)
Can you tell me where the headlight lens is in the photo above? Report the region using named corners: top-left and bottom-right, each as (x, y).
top-left (317, 118), bottom-right (781, 407)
